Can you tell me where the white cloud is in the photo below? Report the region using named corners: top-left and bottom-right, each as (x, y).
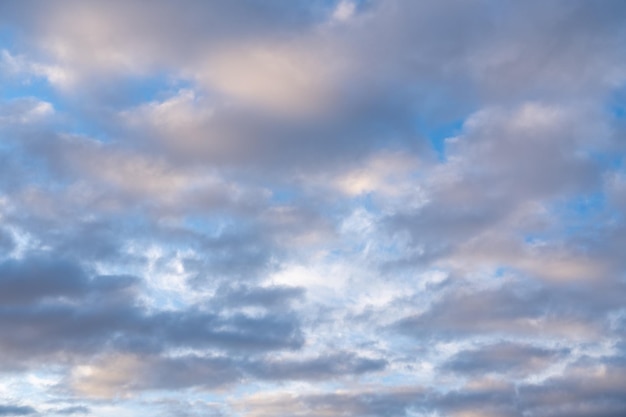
top-left (332, 1), bottom-right (357, 22)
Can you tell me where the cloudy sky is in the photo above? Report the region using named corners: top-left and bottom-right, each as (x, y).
top-left (0, 1), bottom-right (626, 416)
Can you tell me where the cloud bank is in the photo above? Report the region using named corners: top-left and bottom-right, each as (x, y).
top-left (0, 1), bottom-right (625, 416)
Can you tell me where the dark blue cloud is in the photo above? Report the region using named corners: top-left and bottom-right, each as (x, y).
top-left (0, 405), bottom-right (36, 416)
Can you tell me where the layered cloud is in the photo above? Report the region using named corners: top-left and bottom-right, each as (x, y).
top-left (0, 0), bottom-right (625, 416)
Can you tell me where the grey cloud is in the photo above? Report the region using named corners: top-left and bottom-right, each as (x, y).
top-left (431, 358), bottom-right (626, 416)
top-left (1, 0), bottom-right (624, 175)
top-left (5, 206), bottom-right (150, 266)
top-left (516, 358), bottom-right (626, 417)
top-left (188, 229), bottom-right (275, 284)
top-left (140, 355), bottom-right (241, 390)
top-left (394, 284), bottom-right (548, 339)
top-left (0, 406), bottom-right (36, 416)
top-left (2, 0), bottom-right (622, 218)
top-left (0, 0), bottom-right (334, 105)
top-left (0, 164), bottom-right (311, 293)
top-left (0, 167), bottom-right (284, 283)
top-left (151, 399), bottom-right (226, 417)
top-left (0, 0), bottom-right (332, 57)
top-left (116, 89), bottom-right (421, 175)
top-left (0, 98), bottom-right (53, 126)
top-left (153, 309), bottom-right (304, 352)
top-left (69, 354), bottom-right (242, 395)
top-left (0, 254), bottom-right (304, 369)
top-left (0, 229), bottom-right (15, 253)
top-left (384, 103), bottom-right (609, 272)
top-left (442, 342), bottom-right (569, 377)
top-left (0, 126), bottom-right (328, 288)
top-left (215, 284), bottom-right (305, 310)
top-left (235, 358), bottom-right (626, 417)
top-left (0, 255), bottom-right (136, 305)
top-left (53, 406), bottom-right (89, 415)
top-left (0, 297), bottom-right (304, 363)
top-left (426, 384), bottom-right (522, 417)
top-left (52, 219), bottom-right (130, 262)
top-left (68, 350), bottom-right (386, 397)
top-left (245, 352), bottom-right (387, 381)
top-left (235, 388), bottom-right (425, 417)
top-left (394, 277), bottom-right (626, 341)
top-left (0, 0), bottom-right (625, 415)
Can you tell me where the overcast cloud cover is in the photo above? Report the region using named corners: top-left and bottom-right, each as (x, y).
top-left (0, 0), bottom-right (625, 416)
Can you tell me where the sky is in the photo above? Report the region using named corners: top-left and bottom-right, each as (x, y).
top-left (0, 1), bottom-right (626, 416)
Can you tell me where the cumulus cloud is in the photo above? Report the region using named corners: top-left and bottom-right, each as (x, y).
top-left (0, 0), bottom-right (625, 416)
